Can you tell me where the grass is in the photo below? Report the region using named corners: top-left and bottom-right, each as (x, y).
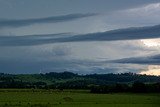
top-left (0, 89), bottom-right (159, 107)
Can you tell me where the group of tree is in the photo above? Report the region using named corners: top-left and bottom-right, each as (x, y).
top-left (0, 72), bottom-right (160, 93)
top-left (90, 81), bottom-right (160, 93)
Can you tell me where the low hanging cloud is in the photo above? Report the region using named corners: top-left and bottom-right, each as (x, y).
top-left (0, 13), bottom-right (97, 28)
top-left (0, 24), bottom-right (160, 46)
top-left (111, 54), bottom-right (160, 65)
top-left (0, 56), bottom-right (146, 74)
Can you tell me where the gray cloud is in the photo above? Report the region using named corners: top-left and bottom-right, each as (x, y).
top-left (0, 58), bottom-right (102, 74)
top-left (0, 24), bottom-right (160, 46)
top-left (0, 13), bottom-right (97, 28)
top-left (0, 57), bottom-right (144, 74)
top-left (111, 54), bottom-right (160, 65)
top-left (62, 24), bottom-right (160, 42)
top-left (0, 33), bottom-right (71, 46)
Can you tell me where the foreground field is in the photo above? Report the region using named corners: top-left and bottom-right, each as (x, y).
top-left (0, 89), bottom-right (159, 107)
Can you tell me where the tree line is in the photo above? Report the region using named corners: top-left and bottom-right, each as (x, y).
top-left (90, 81), bottom-right (160, 93)
top-left (0, 72), bottom-right (160, 93)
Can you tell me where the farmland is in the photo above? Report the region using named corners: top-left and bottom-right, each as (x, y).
top-left (0, 89), bottom-right (159, 107)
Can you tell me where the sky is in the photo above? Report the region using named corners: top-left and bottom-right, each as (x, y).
top-left (0, 0), bottom-right (160, 75)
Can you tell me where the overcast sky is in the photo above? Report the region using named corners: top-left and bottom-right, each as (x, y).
top-left (0, 0), bottom-right (160, 74)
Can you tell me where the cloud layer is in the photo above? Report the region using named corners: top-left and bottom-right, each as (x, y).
top-left (111, 54), bottom-right (160, 65)
top-left (0, 13), bottom-right (96, 28)
top-left (0, 24), bottom-right (160, 46)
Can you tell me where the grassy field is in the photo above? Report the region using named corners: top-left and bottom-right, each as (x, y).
top-left (0, 89), bottom-right (159, 107)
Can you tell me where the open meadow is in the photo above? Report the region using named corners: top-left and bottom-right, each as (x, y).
top-left (0, 89), bottom-right (159, 107)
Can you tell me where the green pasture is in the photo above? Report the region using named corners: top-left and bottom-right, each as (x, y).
top-left (0, 89), bottom-right (159, 107)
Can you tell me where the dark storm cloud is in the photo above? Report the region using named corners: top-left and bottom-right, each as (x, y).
top-left (0, 24), bottom-right (160, 46)
top-left (0, 13), bottom-right (97, 28)
top-left (0, 33), bottom-right (71, 46)
top-left (111, 54), bottom-right (160, 65)
top-left (0, 58), bottom-right (101, 74)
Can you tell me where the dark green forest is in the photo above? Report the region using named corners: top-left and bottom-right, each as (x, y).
top-left (0, 72), bottom-right (160, 93)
